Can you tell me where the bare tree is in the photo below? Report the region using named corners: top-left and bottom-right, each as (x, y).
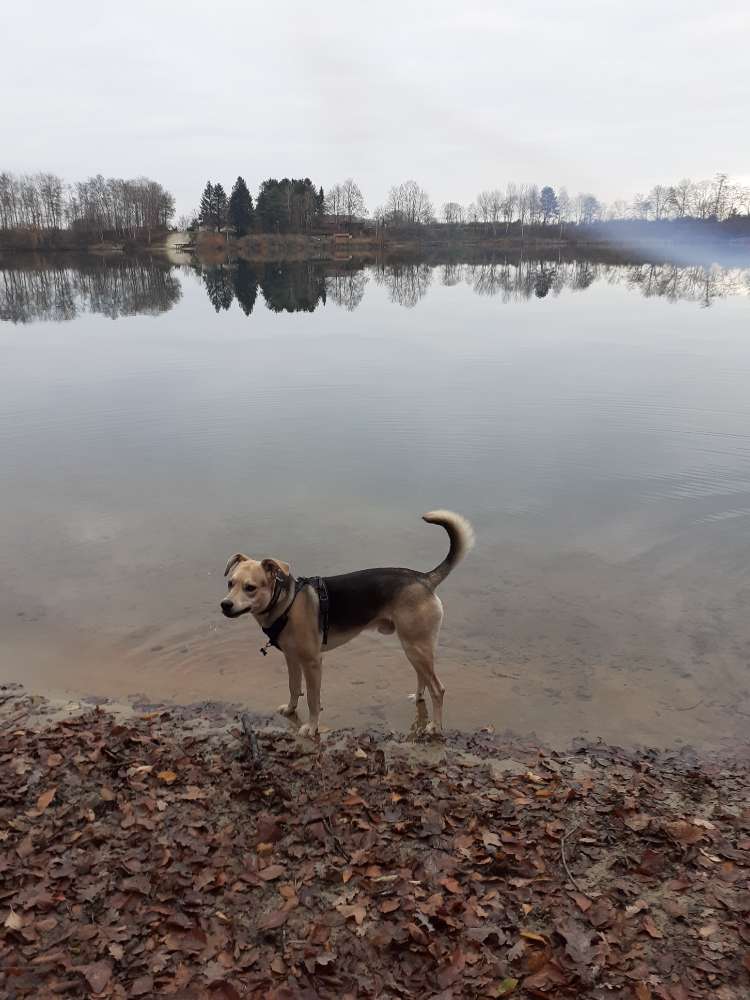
top-left (328, 178), bottom-right (367, 228)
top-left (442, 202), bottom-right (464, 224)
top-left (325, 183), bottom-right (344, 226)
top-left (648, 184), bottom-right (669, 221)
top-left (384, 180), bottom-right (433, 225)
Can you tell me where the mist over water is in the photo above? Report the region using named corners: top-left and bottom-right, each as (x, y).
top-left (1, 250), bottom-right (750, 746)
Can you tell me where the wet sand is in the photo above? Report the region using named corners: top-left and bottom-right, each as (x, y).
top-left (3, 521), bottom-right (749, 750)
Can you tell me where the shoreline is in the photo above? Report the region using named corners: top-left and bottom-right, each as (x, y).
top-left (3, 228), bottom-right (750, 268)
top-left (2, 684), bottom-right (749, 997)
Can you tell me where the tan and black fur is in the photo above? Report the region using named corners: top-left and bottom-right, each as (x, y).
top-left (220, 510), bottom-right (474, 737)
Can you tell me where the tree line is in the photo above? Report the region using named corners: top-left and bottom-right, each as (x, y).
top-left (450, 173), bottom-right (750, 229)
top-left (193, 171), bottom-right (749, 238)
top-left (0, 172), bottom-right (175, 241)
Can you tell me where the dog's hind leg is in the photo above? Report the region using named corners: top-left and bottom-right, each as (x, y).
top-left (395, 594), bottom-right (445, 733)
top-left (278, 656), bottom-right (303, 718)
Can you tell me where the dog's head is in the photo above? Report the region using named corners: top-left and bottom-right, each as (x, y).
top-left (220, 553), bottom-right (290, 618)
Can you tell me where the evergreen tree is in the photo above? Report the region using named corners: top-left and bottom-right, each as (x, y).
top-left (213, 183), bottom-right (228, 230)
top-left (228, 176), bottom-right (254, 236)
top-left (199, 181), bottom-right (214, 226)
top-left (256, 178), bottom-right (324, 233)
top-left (540, 186), bottom-right (558, 225)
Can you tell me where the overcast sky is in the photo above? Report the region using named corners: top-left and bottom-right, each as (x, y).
top-left (3, 0), bottom-right (748, 217)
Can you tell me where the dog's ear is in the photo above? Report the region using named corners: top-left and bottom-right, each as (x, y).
top-left (224, 553), bottom-right (249, 577)
top-left (261, 557), bottom-right (290, 580)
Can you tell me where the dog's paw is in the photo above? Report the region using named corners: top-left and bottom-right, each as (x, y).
top-left (424, 721), bottom-right (443, 738)
top-left (297, 723), bottom-right (319, 739)
top-left (277, 704), bottom-right (299, 718)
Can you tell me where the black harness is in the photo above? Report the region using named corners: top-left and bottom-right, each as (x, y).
top-left (260, 575), bottom-right (330, 655)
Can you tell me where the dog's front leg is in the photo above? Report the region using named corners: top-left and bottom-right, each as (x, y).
top-left (297, 657), bottom-right (322, 738)
top-left (278, 656), bottom-right (303, 717)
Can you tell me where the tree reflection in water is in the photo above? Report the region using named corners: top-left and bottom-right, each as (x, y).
top-left (0, 254), bottom-right (181, 324)
top-left (2, 254), bottom-right (747, 325)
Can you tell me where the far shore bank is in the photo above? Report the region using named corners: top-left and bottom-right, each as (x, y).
top-left (3, 225), bottom-right (750, 267)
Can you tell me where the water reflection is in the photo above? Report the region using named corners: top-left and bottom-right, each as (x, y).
top-left (326, 268), bottom-right (369, 311)
top-left (259, 261), bottom-right (327, 313)
top-left (372, 260), bottom-right (432, 308)
top-left (0, 254), bottom-right (181, 323)
top-left (2, 253), bottom-right (750, 324)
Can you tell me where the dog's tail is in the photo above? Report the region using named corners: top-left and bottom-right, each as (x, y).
top-left (422, 510), bottom-right (475, 588)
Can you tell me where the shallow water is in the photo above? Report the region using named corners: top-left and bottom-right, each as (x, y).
top-left (2, 250), bottom-right (750, 746)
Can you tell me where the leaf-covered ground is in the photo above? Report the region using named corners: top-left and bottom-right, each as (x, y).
top-left (2, 688), bottom-right (750, 999)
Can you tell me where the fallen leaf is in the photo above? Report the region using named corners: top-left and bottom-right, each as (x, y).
top-left (520, 930), bottom-right (548, 945)
top-left (663, 820), bottom-right (704, 845)
top-left (487, 979), bottom-right (519, 998)
top-left (16, 833), bottom-right (33, 859)
top-left (157, 770), bottom-right (177, 784)
top-left (555, 917), bottom-right (597, 966)
top-left (337, 903), bottom-right (367, 926)
top-left (36, 787), bottom-right (56, 812)
top-left (624, 813), bottom-right (651, 831)
top-left (507, 940), bottom-right (526, 962)
top-left (642, 915), bottom-right (663, 939)
top-left (436, 947), bottom-right (466, 988)
top-left (440, 877), bottom-right (462, 894)
top-left (182, 785), bottom-right (206, 800)
top-left (522, 961), bottom-right (568, 991)
top-left (379, 898), bottom-right (400, 913)
top-left (588, 897), bottom-right (616, 929)
top-left (78, 959), bottom-right (112, 994)
top-left (633, 983), bottom-right (652, 1000)
top-left (131, 974), bottom-right (154, 995)
top-left (625, 899), bottom-right (650, 918)
top-left (4, 910), bottom-right (22, 930)
top-left (258, 909), bottom-right (289, 931)
top-left (259, 864), bottom-right (285, 881)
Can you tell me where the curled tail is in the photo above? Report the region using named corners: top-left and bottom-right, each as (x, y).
top-left (422, 510), bottom-right (475, 588)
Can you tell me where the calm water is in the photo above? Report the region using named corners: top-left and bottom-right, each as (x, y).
top-left (2, 250), bottom-right (750, 746)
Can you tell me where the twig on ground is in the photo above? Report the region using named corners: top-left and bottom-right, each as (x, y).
top-left (561, 822), bottom-right (583, 893)
top-left (240, 712), bottom-right (262, 766)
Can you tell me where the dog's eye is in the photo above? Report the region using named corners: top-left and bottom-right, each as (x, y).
top-left (227, 580), bottom-right (233, 590)
top-left (244, 584), bottom-right (256, 593)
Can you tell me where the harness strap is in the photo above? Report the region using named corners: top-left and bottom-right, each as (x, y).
top-left (260, 575), bottom-right (330, 655)
top-left (312, 576), bottom-right (330, 646)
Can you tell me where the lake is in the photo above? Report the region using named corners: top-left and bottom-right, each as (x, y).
top-left (2, 249), bottom-right (750, 747)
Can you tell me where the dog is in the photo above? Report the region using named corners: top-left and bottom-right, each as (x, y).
top-left (220, 510), bottom-right (474, 737)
